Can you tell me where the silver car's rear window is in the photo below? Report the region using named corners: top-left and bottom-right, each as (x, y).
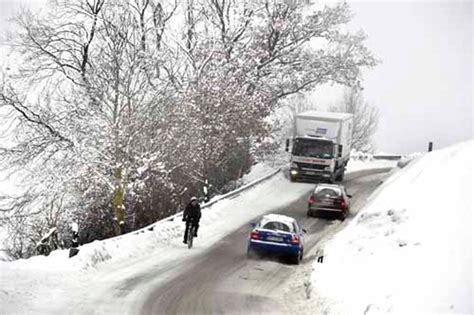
top-left (314, 186), bottom-right (342, 198)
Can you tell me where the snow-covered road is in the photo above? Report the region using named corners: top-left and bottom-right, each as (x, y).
top-left (0, 160), bottom-right (397, 315)
top-left (64, 170), bottom-right (392, 315)
top-left (139, 172), bottom-right (391, 315)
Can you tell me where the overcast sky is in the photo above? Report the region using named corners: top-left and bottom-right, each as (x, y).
top-left (0, 0), bottom-right (472, 154)
top-left (349, 0), bottom-right (472, 153)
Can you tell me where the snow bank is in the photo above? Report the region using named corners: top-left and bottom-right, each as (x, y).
top-left (241, 163), bottom-right (277, 184)
top-left (311, 140), bottom-right (473, 314)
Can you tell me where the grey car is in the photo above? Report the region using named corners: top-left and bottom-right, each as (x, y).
top-left (307, 183), bottom-right (352, 220)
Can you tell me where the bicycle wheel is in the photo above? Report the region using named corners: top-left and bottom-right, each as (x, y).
top-left (187, 226), bottom-right (194, 249)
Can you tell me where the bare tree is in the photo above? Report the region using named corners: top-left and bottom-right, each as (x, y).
top-left (331, 86), bottom-right (379, 152)
top-left (0, 0), bottom-right (180, 235)
top-left (279, 92), bottom-right (318, 135)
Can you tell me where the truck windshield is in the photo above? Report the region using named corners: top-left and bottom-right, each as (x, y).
top-left (292, 138), bottom-right (333, 159)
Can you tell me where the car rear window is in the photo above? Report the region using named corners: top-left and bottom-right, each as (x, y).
top-left (314, 187), bottom-right (341, 198)
top-left (261, 221), bottom-right (293, 232)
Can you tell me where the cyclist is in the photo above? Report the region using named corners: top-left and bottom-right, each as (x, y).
top-left (183, 196), bottom-right (201, 244)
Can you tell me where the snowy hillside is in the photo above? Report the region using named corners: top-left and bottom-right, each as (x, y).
top-left (310, 140), bottom-right (473, 314)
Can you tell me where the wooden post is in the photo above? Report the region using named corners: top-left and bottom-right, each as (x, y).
top-left (428, 142), bottom-right (433, 152)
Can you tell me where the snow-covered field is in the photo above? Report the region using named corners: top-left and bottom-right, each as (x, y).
top-left (0, 157), bottom-right (397, 314)
top-left (310, 140), bottom-right (473, 314)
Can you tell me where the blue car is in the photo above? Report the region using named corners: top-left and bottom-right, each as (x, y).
top-left (247, 214), bottom-right (305, 264)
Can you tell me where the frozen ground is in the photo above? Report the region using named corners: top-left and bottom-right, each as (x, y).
top-left (309, 140), bottom-right (473, 314)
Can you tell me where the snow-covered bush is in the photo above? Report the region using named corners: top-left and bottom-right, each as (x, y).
top-left (350, 150), bottom-right (374, 161)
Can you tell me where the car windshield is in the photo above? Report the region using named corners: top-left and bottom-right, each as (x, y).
top-left (315, 187), bottom-right (341, 199)
top-left (292, 138), bottom-right (333, 159)
top-left (261, 221), bottom-right (293, 233)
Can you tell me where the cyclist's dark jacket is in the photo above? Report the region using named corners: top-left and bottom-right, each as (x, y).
top-left (183, 202), bottom-right (201, 222)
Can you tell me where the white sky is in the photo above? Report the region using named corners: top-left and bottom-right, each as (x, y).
top-left (349, 0), bottom-right (473, 153)
top-left (0, 0), bottom-right (472, 154)
top-left (0, 0), bottom-right (42, 28)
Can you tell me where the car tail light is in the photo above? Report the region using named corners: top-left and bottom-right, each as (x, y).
top-left (291, 234), bottom-right (300, 245)
top-left (308, 196), bottom-right (315, 204)
top-left (334, 198), bottom-right (346, 209)
top-left (250, 231), bottom-right (260, 240)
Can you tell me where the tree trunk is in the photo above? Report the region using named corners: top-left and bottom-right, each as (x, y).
top-left (113, 166), bottom-right (125, 235)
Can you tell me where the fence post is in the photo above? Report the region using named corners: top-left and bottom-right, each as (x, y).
top-left (203, 179), bottom-right (210, 202)
top-left (428, 142), bottom-right (433, 152)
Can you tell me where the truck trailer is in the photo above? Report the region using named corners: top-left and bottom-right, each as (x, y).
top-left (286, 111), bottom-right (353, 182)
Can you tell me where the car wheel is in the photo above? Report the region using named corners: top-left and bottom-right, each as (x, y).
top-left (340, 210), bottom-right (347, 221)
top-left (290, 251), bottom-right (302, 265)
top-left (336, 170), bottom-right (344, 182)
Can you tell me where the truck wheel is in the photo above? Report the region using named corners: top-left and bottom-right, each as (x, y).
top-left (336, 169), bottom-right (345, 182)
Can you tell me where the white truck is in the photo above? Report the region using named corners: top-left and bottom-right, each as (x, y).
top-left (286, 111), bottom-right (353, 182)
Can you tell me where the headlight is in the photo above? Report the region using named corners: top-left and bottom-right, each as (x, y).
top-left (290, 170), bottom-right (298, 175)
top-left (324, 166), bottom-right (331, 171)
